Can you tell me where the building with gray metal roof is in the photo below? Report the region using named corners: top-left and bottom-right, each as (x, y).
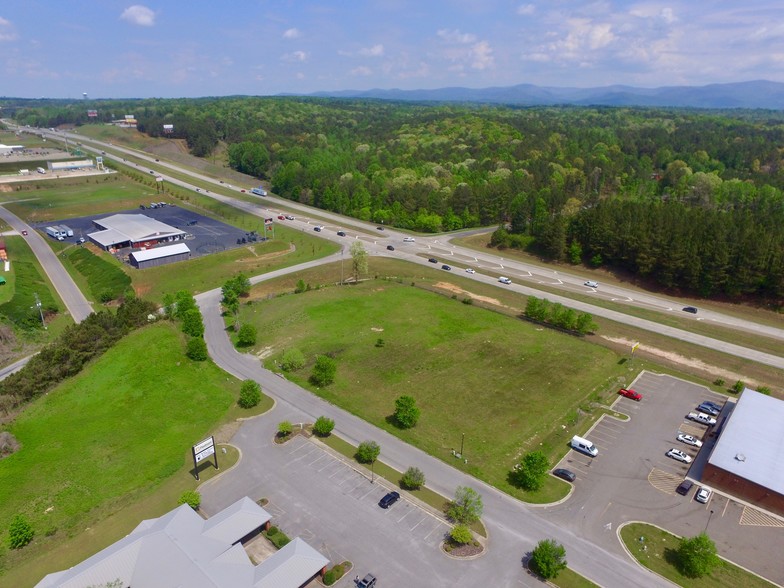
top-left (702, 388), bottom-right (784, 516)
top-left (129, 242), bottom-right (191, 269)
top-left (89, 213), bottom-right (185, 251)
top-left (36, 496), bottom-right (329, 588)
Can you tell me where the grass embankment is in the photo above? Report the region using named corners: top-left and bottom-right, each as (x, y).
top-left (0, 236), bottom-right (70, 336)
top-left (620, 523), bottom-right (776, 588)
top-left (242, 261), bottom-right (624, 503)
top-left (0, 321), bottom-right (272, 586)
top-left (60, 246), bottom-right (132, 303)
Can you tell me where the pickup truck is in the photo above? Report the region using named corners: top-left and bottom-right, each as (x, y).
top-left (688, 412), bottom-right (717, 426)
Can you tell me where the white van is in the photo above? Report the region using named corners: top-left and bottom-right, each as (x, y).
top-left (570, 435), bottom-right (598, 457)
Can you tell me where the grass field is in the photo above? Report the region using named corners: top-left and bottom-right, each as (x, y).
top-left (0, 321), bottom-right (272, 584)
top-left (620, 523), bottom-right (775, 588)
top-left (62, 246), bottom-right (132, 302)
top-left (240, 267), bottom-right (625, 501)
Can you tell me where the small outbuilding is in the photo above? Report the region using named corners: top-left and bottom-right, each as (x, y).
top-left (129, 243), bottom-right (191, 269)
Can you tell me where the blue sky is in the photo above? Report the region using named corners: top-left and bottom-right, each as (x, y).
top-left (2, 1), bottom-right (783, 98)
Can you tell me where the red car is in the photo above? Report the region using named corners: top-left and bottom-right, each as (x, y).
top-left (277, 215), bottom-right (285, 220)
top-left (618, 388), bottom-right (642, 401)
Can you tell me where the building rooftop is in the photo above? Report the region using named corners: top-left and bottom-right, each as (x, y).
top-left (130, 243), bottom-right (190, 262)
top-left (92, 213), bottom-right (184, 245)
top-left (708, 388), bottom-right (784, 495)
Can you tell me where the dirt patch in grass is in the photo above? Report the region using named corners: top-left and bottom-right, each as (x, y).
top-left (602, 335), bottom-right (760, 388)
top-left (433, 281), bottom-right (507, 307)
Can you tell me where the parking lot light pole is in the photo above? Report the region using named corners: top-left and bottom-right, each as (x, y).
top-left (705, 509), bottom-right (714, 533)
top-left (371, 459), bottom-right (375, 483)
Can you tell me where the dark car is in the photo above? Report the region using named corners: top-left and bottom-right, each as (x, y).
top-left (682, 306), bottom-right (698, 314)
top-left (21, 230), bottom-right (28, 236)
top-left (553, 468), bottom-right (576, 482)
top-left (676, 480), bottom-right (694, 496)
top-left (337, 231), bottom-right (346, 236)
top-left (357, 574), bottom-right (377, 588)
top-left (386, 245), bottom-right (395, 251)
top-left (376, 226), bottom-right (385, 231)
top-left (378, 491), bottom-right (400, 509)
top-left (441, 264), bottom-right (451, 271)
top-left (697, 401), bottom-right (721, 416)
top-left (428, 258), bottom-right (438, 263)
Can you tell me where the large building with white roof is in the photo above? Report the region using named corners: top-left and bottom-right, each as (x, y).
top-left (702, 388), bottom-right (784, 516)
top-left (89, 213), bottom-right (186, 251)
top-left (36, 496), bottom-right (329, 588)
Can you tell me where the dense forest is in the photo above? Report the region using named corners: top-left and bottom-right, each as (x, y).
top-left (8, 97), bottom-right (784, 301)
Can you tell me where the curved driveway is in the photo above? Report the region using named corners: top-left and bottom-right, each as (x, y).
top-left (196, 263), bottom-right (669, 588)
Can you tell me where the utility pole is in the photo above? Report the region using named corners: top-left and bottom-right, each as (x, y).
top-left (34, 293), bottom-right (46, 329)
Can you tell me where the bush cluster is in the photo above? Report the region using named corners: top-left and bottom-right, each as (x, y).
top-left (524, 297), bottom-right (596, 335)
top-left (238, 380), bottom-right (262, 408)
top-left (264, 525), bottom-right (291, 549)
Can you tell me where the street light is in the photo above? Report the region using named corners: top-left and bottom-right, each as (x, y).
top-left (371, 459), bottom-right (375, 484)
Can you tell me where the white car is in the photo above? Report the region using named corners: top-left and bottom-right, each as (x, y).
top-left (498, 277), bottom-right (512, 284)
top-left (403, 237), bottom-right (415, 242)
top-left (584, 280), bottom-right (599, 288)
top-left (677, 433), bottom-right (703, 448)
top-left (688, 412), bottom-right (717, 426)
top-left (695, 487), bottom-right (712, 503)
top-left (285, 215), bottom-right (295, 220)
top-left (465, 268), bottom-right (476, 274)
top-left (666, 448), bottom-right (692, 464)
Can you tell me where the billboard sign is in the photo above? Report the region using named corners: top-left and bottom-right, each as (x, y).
top-left (87, 110), bottom-right (98, 117)
top-left (192, 436), bottom-right (218, 479)
top-left (163, 124), bottom-right (174, 133)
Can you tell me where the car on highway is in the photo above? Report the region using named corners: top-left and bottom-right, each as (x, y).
top-left (357, 574), bottom-right (377, 588)
top-left (666, 448), bottom-right (692, 464)
top-left (285, 215), bottom-right (295, 220)
top-left (697, 401), bottom-right (722, 416)
top-left (387, 245), bottom-right (395, 251)
top-left (695, 487), bottom-right (712, 504)
top-left (676, 480), bottom-right (694, 496)
top-left (618, 388), bottom-right (642, 401)
top-left (277, 215), bottom-right (285, 220)
top-left (313, 226), bottom-right (323, 232)
top-left (240, 189), bottom-right (246, 193)
top-left (337, 231), bottom-right (346, 236)
top-left (403, 237), bottom-right (415, 242)
top-left (688, 412), bottom-right (717, 425)
top-left (682, 306), bottom-right (698, 314)
top-left (584, 280), bottom-right (599, 288)
top-left (677, 433), bottom-right (703, 448)
top-left (428, 258), bottom-right (438, 263)
top-left (21, 230), bottom-right (28, 236)
top-left (552, 468), bottom-right (576, 482)
top-left (378, 491), bottom-right (400, 509)
top-left (441, 264), bottom-right (451, 271)
top-left (498, 277), bottom-right (512, 284)
top-left (465, 268), bottom-right (476, 274)
top-left (376, 226), bottom-right (384, 231)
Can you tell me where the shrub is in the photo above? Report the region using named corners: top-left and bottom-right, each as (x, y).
top-left (530, 538), bottom-right (567, 579)
top-left (278, 421), bottom-right (293, 436)
top-left (511, 451), bottom-right (550, 491)
top-left (322, 562), bottom-right (349, 586)
top-left (7, 515), bottom-right (34, 549)
top-left (393, 395), bottom-right (421, 428)
top-left (181, 308), bottom-right (205, 338)
top-left (356, 440), bottom-right (380, 464)
top-left (237, 323), bottom-right (257, 347)
top-left (310, 355), bottom-right (336, 387)
top-left (713, 378), bottom-right (725, 387)
top-left (178, 490), bottom-right (201, 510)
top-left (239, 379), bottom-right (262, 408)
top-left (264, 526), bottom-right (291, 549)
top-left (677, 532), bottom-right (720, 578)
top-left (400, 466), bottom-right (425, 490)
top-left (313, 416), bottom-right (335, 437)
top-left (450, 524), bottom-right (473, 545)
top-left (757, 386), bottom-right (772, 395)
top-left (186, 337), bottom-right (208, 361)
top-left (732, 380), bottom-right (745, 394)
top-left (375, 338), bottom-right (385, 347)
top-left (281, 348), bottom-right (305, 371)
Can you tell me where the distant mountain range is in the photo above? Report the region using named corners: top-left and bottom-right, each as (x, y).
top-left (302, 80), bottom-right (784, 109)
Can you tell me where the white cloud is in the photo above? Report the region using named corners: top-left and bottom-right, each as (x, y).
top-left (0, 16), bottom-right (18, 42)
top-left (120, 5), bottom-right (156, 27)
top-left (283, 28), bottom-right (301, 39)
top-left (437, 29), bottom-right (477, 44)
top-left (517, 4), bottom-right (535, 16)
top-left (359, 44), bottom-right (384, 57)
top-left (351, 66), bottom-right (372, 76)
top-left (282, 50), bottom-right (308, 62)
top-left (471, 40), bottom-right (495, 70)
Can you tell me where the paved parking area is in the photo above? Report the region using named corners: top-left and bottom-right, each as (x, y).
top-left (548, 371), bottom-right (784, 585)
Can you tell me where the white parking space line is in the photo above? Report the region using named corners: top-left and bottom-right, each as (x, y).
top-left (360, 486), bottom-right (377, 500)
top-left (307, 453), bottom-right (329, 467)
top-left (397, 509), bottom-right (415, 524)
top-left (424, 522), bottom-right (446, 541)
top-left (409, 515), bottom-right (428, 531)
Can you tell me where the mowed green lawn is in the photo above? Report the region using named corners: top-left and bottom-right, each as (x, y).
top-left (244, 280), bottom-right (624, 495)
top-left (0, 322), bottom-right (244, 579)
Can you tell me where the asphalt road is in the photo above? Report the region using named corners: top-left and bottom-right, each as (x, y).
top-left (196, 264), bottom-right (669, 588)
top-left (0, 205), bottom-right (93, 323)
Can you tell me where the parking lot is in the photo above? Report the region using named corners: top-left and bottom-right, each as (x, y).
top-left (548, 371), bottom-right (784, 584)
top-left (35, 205), bottom-right (257, 260)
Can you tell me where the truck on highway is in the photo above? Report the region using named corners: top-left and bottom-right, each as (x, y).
top-left (45, 226), bottom-right (65, 240)
top-left (251, 186), bottom-right (267, 197)
top-left (36, 167), bottom-right (46, 174)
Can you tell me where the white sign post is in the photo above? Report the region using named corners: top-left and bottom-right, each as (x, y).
top-left (192, 436), bottom-right (218, 480)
